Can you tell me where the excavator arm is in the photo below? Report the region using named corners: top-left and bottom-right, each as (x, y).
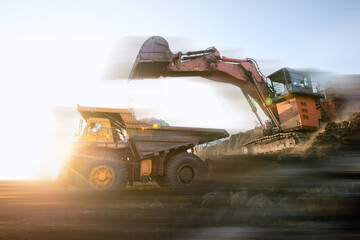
top-left (129, 36), bottom-right (281, 130)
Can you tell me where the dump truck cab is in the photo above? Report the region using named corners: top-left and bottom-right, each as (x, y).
top-left (79, 117), bottom-right (129, 148)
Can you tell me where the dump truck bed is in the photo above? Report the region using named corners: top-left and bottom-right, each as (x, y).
top-left (128, 125), bottom-right (228, 157)
top-left (77, 105), bottom-right (229, 158)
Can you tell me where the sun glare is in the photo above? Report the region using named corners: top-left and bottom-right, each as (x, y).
top-left (0, 108), bottom-right (74, 180)
top-left (0, 34), bottom-right (111, 180)
top-left (0, 34), bottom-right (262, 180)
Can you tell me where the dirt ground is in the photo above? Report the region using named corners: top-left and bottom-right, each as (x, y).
top-left (1, 151), bottom-right (359, 240)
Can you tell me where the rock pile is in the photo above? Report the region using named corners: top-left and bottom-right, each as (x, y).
top-left (303, 112), bottom-right (360, 155)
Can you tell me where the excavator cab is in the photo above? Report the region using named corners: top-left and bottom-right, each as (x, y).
top-left (267, 68), bottom-right (323, 131)
top-left (268, 68), bottom-right (314, 98)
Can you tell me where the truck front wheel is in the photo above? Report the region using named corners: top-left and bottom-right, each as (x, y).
top-left (163, 152), bottom-right (206, 193)
top-left (85, 152), bottom-right (128, 191)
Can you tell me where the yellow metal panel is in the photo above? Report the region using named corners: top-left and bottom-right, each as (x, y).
top-left (140, 159), bottom-right (152, 176)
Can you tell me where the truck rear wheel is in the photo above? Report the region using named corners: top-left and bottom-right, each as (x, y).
top-left (85, 151), bottom-right (128, 191)
top-left (163, 152), bottom-right (206, 193)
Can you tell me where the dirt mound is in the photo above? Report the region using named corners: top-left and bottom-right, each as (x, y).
top-left (198, 113), bottom-right (360, 159)
top-left (302, 112), bottom-right (360, 156)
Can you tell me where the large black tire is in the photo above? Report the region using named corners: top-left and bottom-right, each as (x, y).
top-left (163, 152), bottom-right (207, 193)
top-left (79, 151), bottom-right (128, 191)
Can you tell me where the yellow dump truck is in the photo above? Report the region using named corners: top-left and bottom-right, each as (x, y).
top-left (61, 105), bottom-right (228, 193)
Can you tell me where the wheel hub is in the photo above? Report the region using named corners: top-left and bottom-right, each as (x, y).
top-left (99, 172), bottom-right (106, 181)
top-left (178, 166), bottom-right (196, 184)
top-left (89, 165), bottom-right (116, 190)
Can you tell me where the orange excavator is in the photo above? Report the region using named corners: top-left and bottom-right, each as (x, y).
top-left (129, 36), bottom-right (341, 154)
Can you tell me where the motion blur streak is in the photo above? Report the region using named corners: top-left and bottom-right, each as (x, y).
top-left (0, 151), bottom-right (359, 239)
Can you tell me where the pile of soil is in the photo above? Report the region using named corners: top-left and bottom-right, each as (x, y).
top-left (198, 112), bottom-right (360, 159)
top-left (303, 112), bottom-right (360, 156)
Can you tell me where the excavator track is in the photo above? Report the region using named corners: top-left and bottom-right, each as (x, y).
top-left (242, 132), bottom-right (307, 155)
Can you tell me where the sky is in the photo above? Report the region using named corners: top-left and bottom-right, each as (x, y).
top-left (0, 0), bottom-right (359, 179)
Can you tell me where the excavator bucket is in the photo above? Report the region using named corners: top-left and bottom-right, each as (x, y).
top-left (129, 36), bottom-right (175, 79)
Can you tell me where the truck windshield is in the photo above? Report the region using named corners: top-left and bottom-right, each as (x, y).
top-left (88, 122), bottom-right (103, 133)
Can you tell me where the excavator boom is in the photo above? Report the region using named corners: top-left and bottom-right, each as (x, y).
top-left (128, 36), bottom-right (340, 155)
top-left (129, 36), bottom-right (280, 129)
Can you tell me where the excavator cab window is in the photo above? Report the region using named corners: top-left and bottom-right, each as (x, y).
top-left (288, 71), bottom-right (312, 94)
top-left (268, 68), bottom-right (313, 96)
top-left (290, 72), bottom-right (309, 88)
top-left (268, 70), bottom-right (289, 97)
top-left (273, 81), bottom-right (287, 96)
